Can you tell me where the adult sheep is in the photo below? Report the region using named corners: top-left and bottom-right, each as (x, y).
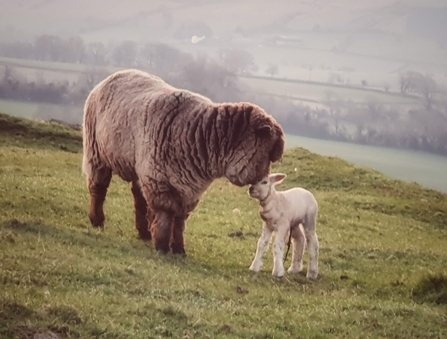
top-left (82, 69), bottom-right (285, 255)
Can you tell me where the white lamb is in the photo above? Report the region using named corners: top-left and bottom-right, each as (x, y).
top-left (248, 173), bottom-right (319, 279)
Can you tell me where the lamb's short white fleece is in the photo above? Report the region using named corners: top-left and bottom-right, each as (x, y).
top-left (248, 173), bottom-right (319, 279)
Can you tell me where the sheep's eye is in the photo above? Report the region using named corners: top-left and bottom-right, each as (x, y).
top-left (261, 181), bottom-right (268, 185)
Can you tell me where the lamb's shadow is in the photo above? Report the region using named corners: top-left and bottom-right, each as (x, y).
top-left (2, 218), bottom-right (319, 291)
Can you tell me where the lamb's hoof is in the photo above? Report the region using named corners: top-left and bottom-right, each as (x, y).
top-left (306, 270), bottom-right (318, 280)
top-left (249, 262), bottom-right (262, 272)
top-left (272, 268), bottom-right (285, 278)
top-left (287, 265), bottom-right (303, 274)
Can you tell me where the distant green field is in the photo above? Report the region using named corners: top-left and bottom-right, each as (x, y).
top-left (241, 76), bottom-right (420, 107)
top-left (0, 99), bottom-right (43, 118)
top-left (286, 134), bottom-right (447, 193)
top-left (0, 56), bottom-right (122, 74)
top-left (0, 99), bottom-right (83, 123)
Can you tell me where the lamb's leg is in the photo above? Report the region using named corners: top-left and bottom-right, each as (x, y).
top-left (304, 213), bottom-right (319, 279)
top-left (305, 230), bottom-right (319, 279)
top-left (171, 214), bottom-right (188, 255)
top-left (272, 224), bottom-right (288, 277)
top-left (131, 181), bottom-right (152, 240)
top-left (288, 224), bottom-right (306, 274)
top-left (87, 166), bottom-right (112, 228)
top-left (249, 222), bottom-right (273, 272)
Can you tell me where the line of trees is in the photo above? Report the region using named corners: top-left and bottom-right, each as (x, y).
top-left (0, 35), bottom-right (258, 76)
top-left (1, 36), bottom-right (446, 156)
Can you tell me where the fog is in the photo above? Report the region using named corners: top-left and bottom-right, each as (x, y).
top-left (0, 0), bottom-right (446, 155)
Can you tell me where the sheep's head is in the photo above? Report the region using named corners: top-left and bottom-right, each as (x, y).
top-left (224, 104), bottom-right (285, 187)
top-left (248, 173), bottom-right (287, 200)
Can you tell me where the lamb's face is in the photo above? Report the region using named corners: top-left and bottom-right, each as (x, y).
top-left (248, 176), bottom-right (271, 200)
top-left (248, 173), bottom-right (287, 200)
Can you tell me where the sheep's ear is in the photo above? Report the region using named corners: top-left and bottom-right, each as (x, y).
top-left (270, 134), bottom-right (285, 162)
top-left (269, 173), bottom-right (287, 185)
top-left (255, 125), bottom-right (272, 138)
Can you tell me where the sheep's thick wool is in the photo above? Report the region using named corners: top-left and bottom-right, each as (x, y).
top-left (82, 69), bottom-right (285, 254)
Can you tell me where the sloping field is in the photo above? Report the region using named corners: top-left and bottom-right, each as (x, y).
top-left (1, 113), bottom-right (446, 338)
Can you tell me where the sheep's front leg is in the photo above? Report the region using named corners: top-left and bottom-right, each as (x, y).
top-left (170, 215), bottom-right (188, 255)
top-left (288, 224), bottom-right (306, 274)
top-left (272, 223), bottom-right (288, 277)
top-left (150, 210), bottom-right (174, 254)
top-left (249, 222), bottom-right (272, 272)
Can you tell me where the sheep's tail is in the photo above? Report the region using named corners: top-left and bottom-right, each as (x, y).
top-left (82, 91), bottom-right (98, 179)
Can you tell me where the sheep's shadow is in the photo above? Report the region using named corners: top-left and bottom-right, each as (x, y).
top-left (1, 218), bottom-right (238, 279)
top-left (1, 218), bottom-right (135, 255)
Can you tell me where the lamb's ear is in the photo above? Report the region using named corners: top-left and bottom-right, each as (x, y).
top-left (269, 173), bottom-right (287, 185)
top-left (255, 125), bottom-right (272, 138)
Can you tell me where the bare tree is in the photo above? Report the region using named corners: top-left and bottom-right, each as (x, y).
top-left (177, 55), bottom-right (239, 102)
top-left (112, 40), bottom-right (138, 67)
top-left (218, 48), bottom-right (258, 75)
top-left (400, 71), bottom-right (437, 109)
top-left (86, 42), bottom-right (108, 65)
top-left (266, 63), bottom-right (279, 77)
top-left (66, 36), bottom-right (85, 63)
top-left (140, 43), bottom-right (193, 76)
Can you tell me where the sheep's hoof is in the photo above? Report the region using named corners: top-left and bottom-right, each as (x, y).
top-left (155, 243), bottom-right (171, 255)
top-left (89, 214), bottom-right (105, 228)
top-left (137, 228), bottom-right (152, 241)
top-left (172, 246), bottom-right (187, 256)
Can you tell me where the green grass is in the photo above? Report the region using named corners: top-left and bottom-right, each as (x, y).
top-left (1, 113), bottom-right (446, 339)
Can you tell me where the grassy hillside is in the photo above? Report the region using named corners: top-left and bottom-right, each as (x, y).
top-left (0, 113), bottom-right (446, 339)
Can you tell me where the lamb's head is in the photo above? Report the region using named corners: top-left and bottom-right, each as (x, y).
top-left (248, 173), bottom-right (287, 201)
top-left (225, 104), bottom-right (285, 187)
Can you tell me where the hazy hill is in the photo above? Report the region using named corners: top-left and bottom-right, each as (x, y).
top-left (0, 0), bottom-right (445, 42)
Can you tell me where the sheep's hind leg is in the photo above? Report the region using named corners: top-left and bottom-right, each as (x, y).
top-left (87, 166), bottom-right (112, 228)
top-left (249, 222), bottom-right (273, 272)
top-left (288, 224), bottom-right (306, 274)
top-left (131, 181), bottom-right (152, 240)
